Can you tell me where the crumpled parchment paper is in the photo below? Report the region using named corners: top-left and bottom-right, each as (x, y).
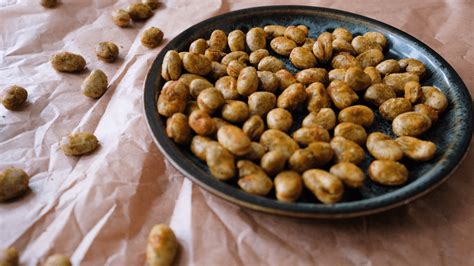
top-left (1, 0), bottom-right (473, 265)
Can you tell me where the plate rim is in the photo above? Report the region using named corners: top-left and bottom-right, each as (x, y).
top-left (143, 5), bottom-right (473, 218)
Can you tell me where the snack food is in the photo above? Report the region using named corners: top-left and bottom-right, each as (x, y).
top-left (81, 70), bottom-right (108, 99)
top-left (61, 132), bottom-right (99, 156)
top-left (1, 85), bottom-right (28, 110)
top-left (44, 254), bottom-right (72, 266)
top-left (141, 27), bottom-right (164, 48)
top-left (146, 224), bottom-right (178, 266)
top-left (127, 3), bottom-right (153, 21)
top-left (96, 42), bottom-right (119, 63)
top-left (51, 52), bottom-right (86, 73)
top-left (0, 168), bottom-right (29, 202)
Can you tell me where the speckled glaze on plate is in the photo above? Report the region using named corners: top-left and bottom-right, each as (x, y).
top-left (143, 6), bottom-right (473, 218)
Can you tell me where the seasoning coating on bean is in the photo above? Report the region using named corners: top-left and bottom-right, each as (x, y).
top-left (245, 142), bottom-right (266, 161)
top-left (96, 42), bottom-right (119, 63)
top-left (277, 83), bottom-right (307, 111)
top-left (146, 224), bottom-right (178, 266)
top-left (183, 53), bottom-right (212, 75)
top-left (127, 3), bottom-right (153, 21)
top-left (237, 66), bottom-right (259, 96)
top-left (205, 49), bottom-right (226, 62)
top-left (248, 91), bottom-right (276, 117)
top-left (275, 171), bottom-right (303, 202)
top-left (206, 143), bottom-right (236, 180)
top-left (392, 112), bottom-right (432, 137)
top-left (238, 160), bottom-right (273, 196)
top-left (332, 38), bottom-right (356, 55)
top-left (334, 122), bottom-right (367, 145)
top-left (263, 25), bottom-right (286, 39)
top-left (302, 108), bottom-right (337, 130)
top-left (221, 51), bottom-right (248, 66)
top-left (313, 32), bottom-right (333, 64)
top-left (260, 129), bottom-right (299, 158)
top-left (61, 132), bottom-right (99, 156)
top-left (383, 72), bottom-right (419, 95)
top-left (364, 66), bottom-right (382, 84)
top-left (364, 83), bottom-right (396, 106)
top-left (209, 61), bottom-right (228, 80)
top-left (188, 109), bottom-right (215, 136)
top-left (338, 105), bottom-right (375, 127)
top-left (289, 142), bottom-right (334, 172)
top-left (332, 28), bottom-right (353, 42)
top-left (249, 49), bottom-right (270, 66)
top-left (421, 86), bottom-right (448, 113)
top-left (270, 37), bottom-right (297, 56)
top-left (166, 113), bottom-right (191, 145)
top-left (330, 162), bottom-right (365, 188)
top-left (217, 125), bottom-right (252, 156)
top-left (290, 47), bottom-right (317, 69)
top-left (141, 27), bottom-right (164, 48)
top-left (51, 51), bottom-right (86, 73)
top-left (275, 69), bottom-right (297, 90)
top-left (257, 71), bottom-right (279, 93)
top-left (395, 136), bottom-right (437, 161)
top-left (356, 49), bottom-right (384, 68)
top-left (258, 56), bottom-right (285, 72)
top-left (295, 68), bottom-right (328, 85)
top-left (364, 32), bottom-right (387, 48)
top-left (157, 80), bottom-right (188, 117)
top-left (190, 136), bottom-right (213, 161)
top-left (404, 81), bottom-right (422, 104)
top-left (414, 103), bottom-right (438, 123)
top-left (376, 59), bottom-right (400, 75)
top-left (227, 30), bottom-right (245, 52)
top-left (221, 100), bottom-right (249, 123)
top-left (112, 9), bottom-right (131, 27)
top-left (306, 82), bottom-right (331, 113)
top-left (399, 58), bottom-right (426, 77)
top-left (162, 50), bottom-right (182, 81)
top-left (368, 160), bottom-right (408, 186)
top-left (189, 39), bottom-right (208, 54)
top-left (284, 26), bottom-right (307, 45)
top-left (366, 132), bottom-right (403, 161)
top-left (1, 85), bottom-right (27, 110)
top-left (303, 169), bottom-right (344, 204)
top-left (246, 27), bottom-right (266, 52)
top-left (197, 88), bottom-right (224, 114)
top-left (267, 108), bottom-right (293, 132)
top-left (44, 254), bottom-right (72, 266)
top-left (331, 53), bottom-right (361, 69)
top-left (292, 127), bottom-right (330, 146)
top-left (344, 67), bottom-right (371, 91)
top-left (327, 80), bottom-right (359, 109)
top-left (0, 168), bottom-right (29, 202)
top-left (328, 68), bottom-right (346, 82)
top-left (261, 150), bottom-right (287, 176)
top-left (226, 60), bottom-right (246, 78)
top-left (330, 136), bottom-right (365, 164)
top-left (379, 97), bottom-right (412, 121)
top-left (209, 30), bottom-right (227, 52)
top-left (81, 69), bottom-right (108, 99)
top-left (189, 78), bottom-right (213, 99)
top-left (215, 76), bottom-right (238, 100)
top-left (351, 36), bottom-right (382, 54)
top-left (242, 115), bottom-right (265, 141)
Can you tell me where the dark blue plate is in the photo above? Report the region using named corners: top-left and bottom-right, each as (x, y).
top-left (143, 6), bottom-right (472, 218)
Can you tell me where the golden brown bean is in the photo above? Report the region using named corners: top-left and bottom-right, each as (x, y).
top-left (260, 129), bottom-right (299, 158)
top-left (182, 52), bottom-right (212, 76)
top-left (190, 136), bottom-right (213, 161)
top-left (221, 100), bottom-right (249, 123)
top-left (399, 58), bottom-right (426, 77)
top-left (197, 88), bottom-right (224, 114)
top-left (44, 254), bottom-right (71, 266)
top-left (127, 3), bottom-right (153, 21)
top-left (332, 39), bottom-right (356, 55)
top-left (338, 105), bottom-right (374, 127)
top-left (96, 41), bottom-right (119, 63)
top-left (421, 86), bottom-right (448, 113)
top-left (295, 68), bottom-right (328, 86)
top-left (264, 25), bottom-right (286, 39)
top-left (275, 69), bottom-right (297, 91)
top-left (215, 76), bottom-right (238, 100)
top-left (332, 28), bottom-right (352, 42)
top-left (277, 83), bottom-right (307, 111)
top-left (376, 59), bottom-right (400, 75)
top-left (292, 127), bottom-right (330, 146)
top-left (356, 49), bottom-right (384, 68)
top-left (246, 27), bottom-right (266, 52)
top-left (290, 47), bottom-right (316, 69)
top-left (351, 35), bottom-right (382, 54)
top-left (368, 160), bottom-right (408, 186)
top-left (237, 66), bottom-right (259, 96)
top-left (258, 56), bottom-right (285, 73)
top-left (61, 132), bottom-right (99, 156)
top-left (178, 73), bottom-right (208, 87)
top-left (112, 9), bottom-right (131, 27)
top-left (226, 60), bottom-right (246, 78)
top-left (395, 136), bottom-right (437, 161)
top-left (270, 37), bottom-right (297, 56)
top-left (334, 122), bottom-right (367, 145)
top-left (302, 108), bottom-right (336, 130)
top-left (209, 61), bottom-right (228, 80)
top-left (221, 51), bottom-right (248, 66)
top-left (330, 162), bottom-right (365, 188)
top-left (414, 103), bottom-right (438, 123)
top-left (328, 68), bottom-right (346, 82)
top-left (289, 142), bottom-right (334, 173)
top-left (0, 168), bottom-right (29, 201)
top-left (285, 26), bottom-right (306, 45)
top-left (267, 108), bottom-right (293, 132)
top-left (383, 72), bottom-right (419, 95)
top-left (302, 169), bottom-right (344, 204)
top-left (204, 49), bottom-right (226, 62)
top-left (1, 85), bottom-right (27, 110)
top-left (327, 80), bottom-right (358, 110)
top-left (313, 32), bottom-right (333, 64)
top-left (217, 125), bottom-right (252, 156)
top-left (306, 82), bottom-right (331, 113)
top-left (162, 50), bottom-right (182, 81)
top-left (244, 142), bottom-right (266, 161)
top-left (379, 97), bottom-right (412, 121)
top-left (212, 117), bottom-right (231, 131)
top-left (297, 25), bottom-right (309, 35)
top-left (261, 150), bottom-right (287, 176)
top-left (51, 51), bottom-right (86, 73)
top-left (344, 67), bottom-right (371, 91)
top-left (146, 224), bottom-right (178, 266)
top-left (249, 49), bottom-right (269, 66)
top-left (366, 132), bottom-right (403, 161)
top-left (392, 112), bottom-right (432, 137)
top-left (275, 171), bottom-right (303, 202)
top-left (166, 113), bottom-right (191, 145)
top-left (189, 38), bottom-right (208, 54)
top-left (363, 32), bottom-right (387, 49)
top-left (237, 160), bottom-right (273, 195)
top-left (242, 115), bottom-right (265, 141)
top-left (404, 81), bottom-right (422, 104)
top-left (228, 30), bottom-right (245, 52)
top-left (0, 247), bottom-right (19, 266)
top-left (302, 38), bottom-right (316, 50)
top-left (141, 27), bottom-right (163, 48)
top-left (364, 83), bottom-right (396, 106)
top-left (81, 69), bottom-right (108, 99)
top-left (209, 30), bottom-right (227, 52)
top-left (331, 53), bottom-right (361, 69)
top-left (248, 91), bottom-right (277, 117)
top-left (157, 80), bottom-right (189, 117)
top-left (188, 109), bottom-right (215, 136)
top-left (257, 71), bottom-right (279, 93)
top-left (330, 136), bottom-right (365, 164)
top-left (189, 78), bottom-right (213, 99)
top-left (206, 143), bottom-right (236, 180)
top-left (364, 66), bottom-right (382, 84)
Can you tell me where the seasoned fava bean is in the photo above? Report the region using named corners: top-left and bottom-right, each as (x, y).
top-left (312, 32), bottom-right (333, 64)
top-left (399, 58), bottom-right (426, 77)
top-left (260, 129), bottom-right (299, 158)
top-left (264, 25), bottom-right (286, 39)
top-left (351, 36), bottom-right (382, 54)
top-left (1, 85), bottom-right (28, 110)
top-left (190, 136), bottom-right (214, 161)
top-left (183, 53), bottom-right (212, 75)
top-left (41, 0), bottom-right (57, 8)
top-left (404, 81), bottom-right (422, 104)
top-left (215, 76), bottom-right (238, 100)
top-left (383, 72), bottom-right (419, 95)
top-left (270, 37), bottom-right (297, 56)
top-left (257, 71), bottom-right (279, 93)
top-left (185, 101), bottom-right (199, 116)
top-left (414, 103), bottom-right (438, 123)
top-left (245, 142), bottom-right (266, 161)
top-left (292, 127), bottom-right (330, 145)
top-left (0, 168), bottom-right (29, 201)
top-left (379, 98), bottom-right (412, 121)
top-left (376, 59), bottom-right (400, 75)
top-left (330, 136), bottom-right (365, 164)
top-left (238, 160), bottom-right (273, 196)
top-left (206, 143), bottom-right (236, 180)
top-left (248, 91), bottom-right (276, 117)
top-left (332, 28), bottom-right (352, 42)
top-left (334, 122), bottom-right (367, 145)
top-left (330, 162), bottom-right (365, 188)
top-left (217, 125), bottom-right (252, 156)
top-left (327, 80), bottom-right (359, 110)
top-left (204, 49), bottom-right (226, 62)
top-left (289, 142), bottom-right (334, 173)
top-left (261, 150), bottom-right (287, 176)
top-left (212, 117), bottom-right (231, 131)
top-left (344, 67), bottom-right (371, 91)
top-left (366, 132), bottom-right (403, 161)
top-left (141, 27), bottom-right (163, 48)
top-left (127, 3), bottom-right (152, 21)
top-left (0, 247), bottom-right (19, 266)
top-left (226, 60), bottom-right (246, 78)
top-left (112, 9), bottom-right (131, 27)
top-left (331, 53), bottom-right (360, 69)
top-left (243, 115), bottom-right (265, 141)
top-left (328, 68), bottom-right (346, 81)
top-left (302, 108), bottom-right (336, 130)
top-left (188, 109), bottom-right (215, 136)
top-left (197, 88), bottom-right (224, 114)
top-left (297, 25), bottom-right (309, 35)
top-left (275, 69), bottom-right (297, 90)
top-left (146, 225), bottom-right (178, 266)
top-left (228, 30), bottom-right (245, 52)
top-left (209, 30), bottom-right (227, 52)
top-left (221, 51), bottom-right (248, 66)
top-left (364, 32), bottom-right (387, 49)
top-left (189, 38), bottom-right (208, 54)
top-left (356, 49), bottom-right (384, 68)
top-left (221, 100), bottom-right (249, 123)
top-left (178, 73), bottom-right (208, 87)
top-left (295, 68), bottom-right (328, 85)
top-left (246, 27), bottom-right (266, 52)
top-left (302, 38), bottom-right (316, 50)
top-left (166, 113), bottom-right (191, 144)
top-left (51, 51), bottom-right (86, 73)
top-left (267, 108), bottom-right (293, 132)
top-left (44, 254), bottom-right (71, 266)
top-left (364, 83), bottom-right (396, 106)
top-left (249, 49), bottom-right (269, 66)
top-left (275, 171), bottom-right (303, 202)
top-left (81, 70), bottom-right (108, 99)
top-left (364, 66), bottom-right (382, 84)
top-left (61, 132), bottom-right (99, 156)
top-left (277, 83), bottom-right (307, 111)
top-left (162, 50), bottom-right (182, 81)
top-left (209, 61), bottom-right (228, 80)
top-left (395, 136), bottom-right (437, 161)
top-left (332, 39), bottom-right (356, 55)
top-left (284, 26), bottom-right (306, 45)
top-left (306, 82), bottom-right (331, 113)
top-left (392, 112), bottom-right (432, 137)
top-left (237, 66), bottom-right (259, 96)
top-left (96, 42), bottom-right (119, 63)
top-left (258, 56), bottom-right (285, 72)
top-left (303, 169), bottom-right (344, 204)
top-left (338, 105), bottom-right (374, 127)
top-left (421, 86), bottom-right (448, 113)
top-left (290, 47), bottom-right (316, 69)
top-left (368, 160), bottom-right (408, 185)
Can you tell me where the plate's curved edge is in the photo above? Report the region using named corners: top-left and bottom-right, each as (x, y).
top-left (143, 5), bottom-right (473, 218)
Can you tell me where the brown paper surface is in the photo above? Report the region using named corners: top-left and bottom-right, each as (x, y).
top-left (1, 0), bottom-right (473, 265)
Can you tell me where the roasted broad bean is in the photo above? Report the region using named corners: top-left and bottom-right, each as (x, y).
top-left (61, 132), bottom-right (99, 156)
top-left (302, 169), bottom-right (344, 204)
top-left (302, 108), bottom-right (336, 130)
top-left (96, 41), bottom-right (119, 63)
top-left (343, 67), bottom-right (371, 91)
top-left (221, 100), bottom-right (249, 123)
top-left (215, 76), bottom-right (239, 100)
top-left (166, 113), bottom-right (191, 145)
top-left (270, 37), bottom-right (297, 56)
top-left (237, 66), bottom-right (259, 96)
top-left (209, 30), bottom-right (227, 52)
top-left (329, 162), bottom-right (365, 188)
top-left (146, 224), bottom-right (178, 266)
top-left (188, 109), bottom-right (215, 136)
top-left (242, 115), bottom-right (265, 141)
top-left (246, 27), bottom-right (266, 52)
top-left (277, 83), bottom-right (307, 111)
top-left (206, 143), bottom-right (236, 180)
top-left (162, 50), bottom-right (182, 81)
top-left (248, 91), bottom-right (276, 117)
top-left (112, 9), bottom-right (131, 27)
top-left (1, 85), bottom-right (27, 110)
top-left (274, 171), bottom-right (303, 202)
top-left (258, 56), bottom-right (285, 72)
top-left (404, 81), bottom-right (422, 104)
top-left (332, 28), bottom-right (352, 42)
top-left (81, 69), bottom-right (108, 99)
top-left (292, 127), bottom-right (330, 146)
top-left (261, 150), bottom-right (287, 176)
top-left (257, 71), bottom-right (279, 93)
top-left (327, 80), bottom-right (359, 109)
top-left (226, 60), bottom-right (246, 78)
top-left (51, 51), bottom-right (86, 73)
top-left (127, 3), bottom-right (153, 21)
top-left (238, 160), bottom-right (273, 195)
top-left (245, 142), bottom-right (266, 161)
top-left (197, 87), bottom-right (224, 114)
top-left (414, 103), bottom-right (438, 123)
top-left (376, 59), bottom-right (400, 75)
top-left (312, 32), bottom-right (333, 64)
top-left (249, 49), bottom-right (269, 66)
top-left (364, 83), bottom-right (396, 106)
top-left (383, 72), bottom-right (419, 95)
top-left (266, 108), bottom-right (293, 132)
top-left (275, 69), bottom-right (297, 90)
top-left (379, 97), bottom-right (412, 121)
top-left (334, 122), bottom-right (367, 145)
top-left (356, 49), bottom-right (384, 68)
top-left (392, 112), bottom-right (432, 137)
top-left (189, 38), bottom-right (208, 54)
top-left (366, 132), bottom-right (403, 161)
top-left (331, 53), bottom-right (361, 70)
top-left (284, 26), bottom-right (306, 45)
top-left (260, 129), bottom-right (299, 158)
top-left (351, 36), bottom-right (382, 54)
top-left (183, 52), bottom-right (212, 75)
top-left (295, 68), bottom-right (328, 85)
top-left (306, 82), bottom-right (331, 113)
top-left (395, 136), bottom-right (437, 161)
top-left (264, 25), bottom-right (286, 39)
top-left (141, 27), bottom-right (164, 48)
top-left (189, 78), bottom-right (213, 99)
top-left (228, 30), bottom-right (245, 52)
top-left (368, 160), bottom-right (408, 186)
top-left (364, 66), bottom-right (382, 84)
top-left (421, 86), bottom-right (448, 113)
top-left (330, 136), bottom-right (365, 164)
top-left (399, 58), bottom-right (426, 77)
top-left (0, 168), bottom-right (29, 201)
top-left (290, 47), bottom-right (316, 69)
top-left (221, 51), bottom-right (248, 66)
top-left (289, 142), bottom-right (333, 173)
top-left (217, 125), bottom-right (252, 156)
